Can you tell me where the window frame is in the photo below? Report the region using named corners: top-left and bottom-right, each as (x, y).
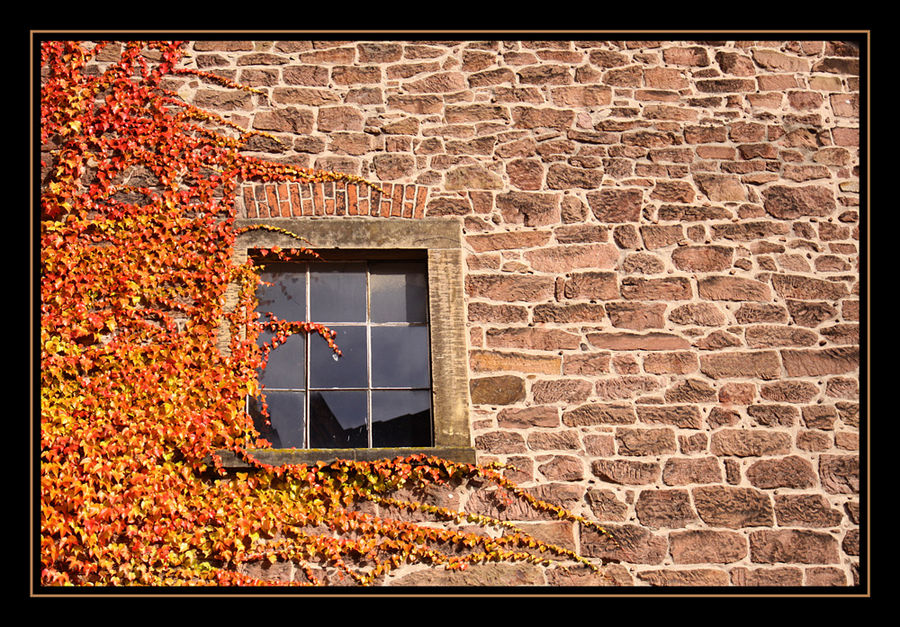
top-left (217, 216), bottom-right (474, 466)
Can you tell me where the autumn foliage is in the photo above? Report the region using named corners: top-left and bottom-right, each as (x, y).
top-left (39, 40), bottom-right (610, 586)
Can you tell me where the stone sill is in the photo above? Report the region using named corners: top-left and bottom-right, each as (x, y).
top-left (213, 446), bottom-right (477, 469)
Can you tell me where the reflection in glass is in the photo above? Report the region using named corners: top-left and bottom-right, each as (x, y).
top-left (257, 331), bottom-right (305, 389)
top-left (309, 391), bottom-right (368, 448)
top-left (309, 326), bottom-right (367, 388)
top-left (370, 262), bottom-right (428, 323)
top-left (371, 390), bottom-right (432, 447)
top-left (257, 265), bottom-right (307, 322)
top-left (310, 263), bottom-right (366, 322)
top-left (248, 391), bottom-right (305, 449)
top-left (371, 326), bottom-right (430, 388)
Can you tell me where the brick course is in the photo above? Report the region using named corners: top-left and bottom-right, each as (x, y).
top-left (175, 38), bottom-right (864, 588)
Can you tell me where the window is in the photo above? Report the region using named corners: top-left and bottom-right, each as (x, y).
top-left (250, 258), bottom-right (434, 450)
top-left (218, 217), bottom-right (474, 465)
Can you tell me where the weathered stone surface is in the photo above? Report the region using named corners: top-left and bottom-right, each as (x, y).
top-left (710, 429), bottom-right (792, 457)
top-left (470, 350), bottom-right (561, 375)
top-left (774, 493), bottom-right (844, 527)
top-left (586, 188), bottom-right (644, 222)
top-left (635, 489), bottom-right (696, 528)
top-left (524, 243), bottom-right (619, 272)
top-left (531, 379), bottom-right (593, 404)
top-left (469, 375), bottom-right (526, 405)
top-left (760, 378), bottom-right (819, 402)
top-left (621, 276), bottom-right (693, 300)
top-left (692, 486), bottom-right (775, 528)
top-left (465, 274), bottom-right (555, 302)
top-left (606, 301), bottom-right (667, 330)
top-left (662, 457), bottom-right (723, 485)
top-left (587, 331), bottom-right (691, 351)
top-left (772, 274), bottom-right (849, 300)
top-left (699, 351), bottom-right (781, 380)
top-left (819, 454), bottom-right (859, 494)
top-left (636, 405), bottom-right (703, 429)
top-left (729, 566), bottom-right (804, 586)
top-left (669, 530), bottom-right (747, 563)
top-left (389, 562), bottom-right (546, 586)
top-left (672, 246), bottom-right (734, 272)
top-left (486, 327), bottom-right (581, 351)
top-left (563, 403), bottom-right (636, 426)
top-left (616, 427), bottom-right (678, 456)
top-left (749, 530), bottom-right (840, 564)
top-left (781, 347), bottom-right (859, 376)
top-left (697, 276), bottom-right (771, 301)
top-left (581, 524), bottom-right (667, 564)
top-left (746, 455), bottom-right (818, 489)
top-left (495, 192), bottom-right (560, 226)
top-left (562, 271), bottom-right (619, 300)
top-left (591, 459), bottom-right (661, 485)
top-left (637, 569), bottom-right (731, 586)
top-left (763, 185), bottom-right (835, 219)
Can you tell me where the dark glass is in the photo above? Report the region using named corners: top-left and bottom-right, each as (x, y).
top-left (257, 265), bottom-right (307, 322)
top-left (309, 263), bottom-right (366, 322)
top-left (370, 326), bottom-right (430, 388)
top-left (309, 391), bottom-right (368, 448)
top-left (257, 331), bottom-right (305, 389)
top-left (370, 262), bottom-right (428, 323)
top-left (371, 390), bottom-right (432, 447)
top-left (248, 391), bottom-right (305, 449)
top-left (309, 326), bottom-right (367, 388)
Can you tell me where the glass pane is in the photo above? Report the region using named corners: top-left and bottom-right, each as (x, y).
top-left (309, 326), bottom-right (367, 388)
top-left (309, 391), bottom-right (368, 448)
top-left (371, 326), bottom-right (430, 388)
top-left (372, 390), bottom-right (432, 447)
top-left (257, 331), bottom-right (305, 389)
top-left (257, 264), bottom-right (307, 322)
top-left (248, 391), bottom-right (305, 449)
top-left (309, 263), bottom-right (366, 322)
top-left (370, 262), bottom-right (428, 323)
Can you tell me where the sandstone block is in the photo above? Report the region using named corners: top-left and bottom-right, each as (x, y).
top-left (669, 530), bottom-right (747, 564)
top-left (562, 403), bottom-right (636, 426)
top-left (692, 486), bottom-right (774, 528)
top-left (710, 429), bottom-right (792, 457)
top-left (699, 351), bottom-right (781, 380)
top-left (635, 489), bottom-right (696, 528)
top-left (697, 276), bottom-right (771, 301)
top-left (586, 188), bottom-right (643, 222)
top-left (469, 375), bottom-right (526, 405)
top-left (781, 347), bottom-right (858, 376)
top-left (591, 459), bottom-right (661, 485)
top-left (662, 457), bottom-right (723, 485)
top-left (616, 427), bottom-right (678, 456)
top-left (749, 530), bottom-right (840, 564)
top-left (746, 455), bottom-right (817, 489)
top-left (774, 494), bottom-right (844, 527)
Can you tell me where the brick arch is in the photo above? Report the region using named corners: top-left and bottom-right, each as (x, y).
top-left (238, 181), bottom-right (429, 219)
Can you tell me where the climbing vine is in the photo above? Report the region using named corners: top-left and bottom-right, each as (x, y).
top-left (39, 40), bottom-right (612, 586)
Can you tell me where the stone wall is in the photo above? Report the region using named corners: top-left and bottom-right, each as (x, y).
top-left (167, 38), bottom-right (863, 587)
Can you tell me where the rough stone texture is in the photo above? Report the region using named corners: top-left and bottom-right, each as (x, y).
top-left (176, 37), bottom-right (863, 588)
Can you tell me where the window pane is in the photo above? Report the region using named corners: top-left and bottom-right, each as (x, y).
top-left (309, 325), bottom-right (367, 388)
top-left (248, 391), bottom-right (305, 449)
top-left (257, 331), bottom-right (305, 389)
top-left (371, 326), bottom-right (430, 388)
top-left (372, 390), bottom-right (432, 447)
top-left (370, 262), bottom-right (428, 323)
top-left (257, 265), bottom-right (307, 322)
top-left (309, 263), bottom-right (366, 322)
top-left (309, 391), bottom-right (368, 448)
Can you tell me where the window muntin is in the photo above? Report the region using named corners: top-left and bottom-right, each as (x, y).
top-left (249, 259), bottom-right (433, 450)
